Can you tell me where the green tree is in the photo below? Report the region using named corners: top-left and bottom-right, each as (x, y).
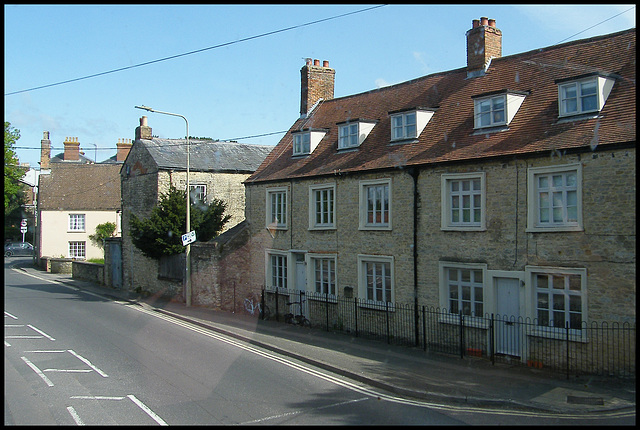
top-left (4, 122), bottom-right (24, 212)
top-left (88, 222), bottom-right (117, 248)
top-left (129, 185), bottom-right (231, 259)
top-left (4, 122), bottom-right (28, 241)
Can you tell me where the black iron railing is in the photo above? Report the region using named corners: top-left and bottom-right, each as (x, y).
top-left (262, 287), bottom-right (635, 378)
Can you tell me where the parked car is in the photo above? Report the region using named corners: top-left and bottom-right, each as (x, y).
top-left (4, 242), bottom-right (34, 257)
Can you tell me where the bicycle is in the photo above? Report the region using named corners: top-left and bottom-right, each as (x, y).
top-left (284, 300), bottom-right (311, 327)
top-left (243, 298), bottom-right (270, 320)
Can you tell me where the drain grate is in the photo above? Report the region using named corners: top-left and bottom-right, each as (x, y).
top-left (566, 395), bottom-right (605, 405)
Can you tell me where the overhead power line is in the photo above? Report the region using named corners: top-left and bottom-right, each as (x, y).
top-left (553, 5), bottom-right (635, 45)
top-left (4, 5), bottom-right (387, 96)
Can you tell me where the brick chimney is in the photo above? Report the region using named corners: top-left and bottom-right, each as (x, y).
top-left (135, 116), bottom-right (153, 140)
top-left (40, 131), bottom-right (51, 169)
top-left (116, 138), bottom-right (133, 162)
top-left (63, 137), bottom-right (81, 161)
top-left (466, 17), bottom-right (502, 77)
top-left (300, 58), bottom-right (335, 117)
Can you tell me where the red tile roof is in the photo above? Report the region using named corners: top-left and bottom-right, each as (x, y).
top-left (247, 28), bottom-right (635, 183)
top-left (39, 164), bottom-right (122, 211)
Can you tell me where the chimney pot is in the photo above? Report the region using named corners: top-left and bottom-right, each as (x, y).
top-left (467, 16), bottom-right (502, 76)
top-left (116, 137), bottom-right (133, 162)
top-left (40, 130), bottom-right (51, 169)
top-left (136, 116), bottom-right (153, 140)
top-left (472, 19), bottom-right (479, 28)
top-left (323, 60), bottom-right (329, 67)
top-left (63, 136), bottom-right (81, 161)
top-left (300, 58), bottom-right (335, 116)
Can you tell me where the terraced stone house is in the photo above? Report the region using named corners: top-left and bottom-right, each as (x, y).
top-left (242, 18), bottom-right (635, 363)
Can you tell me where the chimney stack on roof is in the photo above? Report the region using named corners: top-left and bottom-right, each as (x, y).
top-left (116, 138), bottom-right (133, 162)
top-left (40, 131), bottom-right (51, 169)
top-left (135, 116), bottom-right (153, 140)
top-left (300, 58), bottom-right (335, 117)
top-left (466, 17), bottom-right (502, 77)
top-left (63, 137), bottom-right (81, 161)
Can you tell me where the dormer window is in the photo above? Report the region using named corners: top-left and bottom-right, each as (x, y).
top-left (337, 120), bottom-right (376, 150)
top-left (293, 133), bottom-right (310, 155)
top-left (292, 129), bottom-right (327, 156)
top-left (392, 111), bottom-right (416, 140)
top-left (339, 123), bottom-right (358, 149)
top-left (556, 74), bottom-right (615, 118)
top-left (473, 90), bottom-right (527, 130)
top-left (475, 95), bottom-right (505, 127)
top-left (389, 108), bottom-right (435, 142)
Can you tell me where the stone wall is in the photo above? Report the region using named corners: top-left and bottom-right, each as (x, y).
top-left (72, 261), bottom-right (104, 285)
top-left (243, 146), bottom-right (636, 323)
top-left (121, 139), bottom-right (253, 298)
top-left (190, 221), bottom-right (266, 313)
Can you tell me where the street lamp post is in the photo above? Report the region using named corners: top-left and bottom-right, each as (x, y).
top-left (135, 105), bottom-right (192, 306)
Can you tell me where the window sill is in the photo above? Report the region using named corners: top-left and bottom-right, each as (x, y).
top-left (471, 125), bottom-right (509, 135)
top-left (359, 225), bottom-right (392, 231)
top-left (389, 138), bottom-right (418, 146)
top-left (526, 326), bottom-right (588, 343)
top-left (337, 146), bottom-right (360, 152)
top-left (309, 226), bottom-right (336, 231)
top-left (556, 112), bottom-right (599, 124)
top-left (358, 300), bottom-right (396, 311)
top-left (526, 225), bottom-right (583, 233)
top-left (441, 226), bottom-right (486, 232)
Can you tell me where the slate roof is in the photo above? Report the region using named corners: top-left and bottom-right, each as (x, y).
top-left (50, 152), bottom-right (94, 164)
top-left (247, 28), bottom-right (635, 184)
top-left (38, 164), bottom-right (122, 211)
top-left (138, 139), bottom-right (274, 173)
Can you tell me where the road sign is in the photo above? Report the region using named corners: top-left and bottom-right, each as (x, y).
top-left (21, 219), bottom-right (27, 227)
top-left (20, 226), bottom-right (28, 234)
top-left (181, 231), bottom-right (196, 246)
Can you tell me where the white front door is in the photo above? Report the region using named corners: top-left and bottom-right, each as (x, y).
top-left (292, 253), bottom-right (308, 316)
top-left (495, 277), bottom-right (521, 356)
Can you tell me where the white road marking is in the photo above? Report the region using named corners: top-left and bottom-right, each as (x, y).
top-left (4, 311), bottom-right (18, 319)
top-left (5, 335), bottom-right (42, 339)
top-left (71, 396), bottom-right (126, 400)
top-left (28, 324), bottom-right (56, 340)
top-left (129, 305), bottom-right (636, 420)
top-left (241, 397), bottom-right (369, 424)
top-left (127, 395), bottom-right (169, 426)
top-left (70, 395), bottom-right (168, 425)
top-left (68, 350), bottom-right (109, 377)
top-left (21, 356), bottom-right (54, 387)
top-left (66, 406), bottom-right (85, 425)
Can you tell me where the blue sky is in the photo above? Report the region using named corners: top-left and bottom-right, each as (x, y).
top-left (4, 4), bottom-right (635, 168)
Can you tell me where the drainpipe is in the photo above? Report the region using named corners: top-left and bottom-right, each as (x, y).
top-left (408, 167), bottom-right (420, 346)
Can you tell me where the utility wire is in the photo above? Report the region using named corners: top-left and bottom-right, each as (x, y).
top-left (553, 5), bottom-right (635, 45)
top-left (4, 5), bottom-right (386, 96)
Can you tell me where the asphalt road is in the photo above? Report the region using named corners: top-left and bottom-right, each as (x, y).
top-left (4, 259), bottom-right (464, 425)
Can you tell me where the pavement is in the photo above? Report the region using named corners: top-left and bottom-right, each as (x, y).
top-left (10, 260), bottom-right (636, 417)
